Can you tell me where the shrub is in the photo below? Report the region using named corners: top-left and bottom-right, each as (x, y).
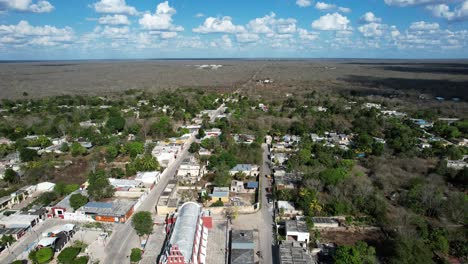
top-left (35, 247), bottom-right (54, 264)
top-left (57, 247), bottom-right (80, 264)
top-left (130, 248), bottom-right (142, 263)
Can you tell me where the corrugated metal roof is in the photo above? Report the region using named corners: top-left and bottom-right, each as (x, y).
top-left (169, 202), bottom-right (201, 262)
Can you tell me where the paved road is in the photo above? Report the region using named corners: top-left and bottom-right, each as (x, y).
top-left (0, 219), bottom-right (75, 263)
top-left (104, 135), bottom-right (195, 264)
top-left (259, 143), bottom-right (277, 264)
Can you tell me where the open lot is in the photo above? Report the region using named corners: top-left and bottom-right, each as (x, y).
top-left (1, 60), bottom-right (468, 101)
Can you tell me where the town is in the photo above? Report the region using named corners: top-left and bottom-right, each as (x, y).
top-left (0, 89), bottom-right (466, 264)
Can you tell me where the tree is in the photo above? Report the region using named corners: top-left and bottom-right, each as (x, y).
top-left (131, 211), bottom-right (153, 241)
top-left (106, 145), bottom-right (119, 161)
top-left (150, 116), bottom-right (174, 138)
top-left (390, 237), bottom-right (433, 264)
top-left (188, 142), bottom-right (200, 153)
top-left (57, 247), bottom-right (80, 264)
top-left (334, 241), bottom-right (377, 264)
top-left (196, 128), bottom-right (206, 139)
top-left (32, 247), bottom-right (54, 264)
top-left (69, 194), bottom-right (88, 210)
top-left (87, 170), bottom-right (115, 201)
top-left (70, 142), bottom-right (86, 157)
top-left (125, 142), bottom-right (144, 158)
top-left (19, 147), bottom-right (38, 162)
top-left (133, 154), bottom-right (160, 171)
top-left (130, 248), bottom-right (142, 263)
top-left (3, 168), bottom-right (19, 185)
top-left (106, 115), bottom-right (126, 132)
top-left (0, 235), bottom-right (15, 247)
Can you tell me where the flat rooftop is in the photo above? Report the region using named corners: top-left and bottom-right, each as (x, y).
top-left (286, 220), bottom-right (308, 233)
top-left (312, 217), bottom-right (339, 224)
top-left (280, 242), bottom-right (316, 264)
top-left (78, 200), bottom-right (135, 217)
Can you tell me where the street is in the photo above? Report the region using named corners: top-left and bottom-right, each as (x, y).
top-left (232, 143), bottom-right (277, 264)
top-left (103, 135), bottom-right (194, 264)
top-left (0, 219), bottom-right (75, 263)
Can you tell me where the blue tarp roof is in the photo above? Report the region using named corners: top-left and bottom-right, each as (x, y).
top-left (246, 182), bottom-right (259, 189)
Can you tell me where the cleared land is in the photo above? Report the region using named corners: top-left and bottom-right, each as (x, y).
top-left (0, 59), bottom-right (468, 100)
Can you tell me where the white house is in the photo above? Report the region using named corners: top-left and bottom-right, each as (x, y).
top-left (36, 182), bottom-right (56, 192)
top-left (285, 220), bottom-right (310, 243)
top-left (229, 164), bottom-right (259, 177)
top-left (177, 156), bottom-right (204, 183)
top-left (136, 171), bottom-right (161, 185)
top-left (230, 180), bottom-right (244, 193)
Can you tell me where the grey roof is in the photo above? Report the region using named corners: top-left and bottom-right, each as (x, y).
top-left (286, 220), bottom-right (308, 233)
top-left (231, 249), bottom-right (254, 264)
top-left (169, 202), bottom-right (201, 262)
top-left (231, 164), bottom-right (253, 171)
top-left (54, 190), bottom-right (87, 212)
top-left (0, 227), bottom-right (25, 235)
top-left (231, 230), bottom-right (254, 249)
top-left (78, 200), bottom-right (134, 217)
top-left (280, 242), bottom-right (315, 264)
top-left (311, 217), bottom-right (338, 224)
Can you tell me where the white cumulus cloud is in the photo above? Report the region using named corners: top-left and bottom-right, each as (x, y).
top-left (193, 16), bottom-right (245, 34)
top-left (296, 0), bottom-right (312, 7)
top-left (384, 0), bottom-right (451, 7)
top-left (426, 1), bottom-right (468, 21)
top-left (98, 14), bottom-right (130, 25)
top-left (139, 1), bottom-right (183, 32)
top-left (358, 23), bottom-right (386, 37)
top-left (315, 2), bottom-right (336, 10)
top-left (0, 0), bottom-right (54, 13)
top-left (0, 20), bottom-right (74, 46)
top-left (236, 32), bottom-right (260, 43)
top-left (409, 21), bottom-right (440, 30)
top-left (298, 28), bottom-right (319, 40)
top-left (360, 12), bottom-right (382, 23)
top-left (92, 0), bottom-right (138, 15)
top-left (311, 13), bottom-right (351, 31)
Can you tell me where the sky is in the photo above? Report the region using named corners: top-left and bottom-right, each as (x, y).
top-left (0, 0), bottom-right (467, 59)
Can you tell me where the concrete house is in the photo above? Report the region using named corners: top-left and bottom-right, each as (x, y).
top-left (285, 220), bottom-right (309, 243)
top-left (229, 164), bottom-right (259, 177)
top-left (230, 230), bottom-right (255, 264)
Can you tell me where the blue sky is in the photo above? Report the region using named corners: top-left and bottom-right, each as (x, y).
top-left (0, 0), bottom-right (467, 59)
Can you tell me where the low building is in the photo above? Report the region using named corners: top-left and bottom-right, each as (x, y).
top-left (277, 201), bottom-right (303, 218)
top-left (279, 241), bottom-right (315, 264)
top-left (232, 134), bottom-right (255, 144)
top-left (210, 187), bottom-right (230, 203)
top-left (159, 202), bottom-right (212, 264)
top-left (203, 128), bottom-right (222, 139)
top-left (36, 182), bottom-right (56, 192)
top-left (0, 212), bottom-right (44, 229)
top-left (109, 178), bottom-right (142, 189)
top-left (229, 164), bottom-right (259, 177)
top-left (230, 230), bottom-right (255, 264)
top-left (198, 148), bottom-right (211, 156)
top-left (136, 171), bottom-right (161, 186)
top-left (177, 156), bottom-right (204, 184)
top-left (285, 220), bottom-right (309, 243)
top-left (51, 190), bottom-right (88, 220)
top-left (231, 180), bottom-right (244, 193)
top-left (76, 200), bottom-right (135, 223)
top-left (311, 217), bottom-right (339, 228)
top-left (0, 227), bottom-right (26, 240)
top-left (157, 180), bottom-right (179, 215)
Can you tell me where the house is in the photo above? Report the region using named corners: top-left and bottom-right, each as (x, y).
top-left (447, 157), bottom-right (468, 170)
top-left (285, 220), bottom-right (309, 243)
top-left (230, 230), bottom-right (255, 264)
top-left (210, 187), bottom-right (230, 203)
top-left (312, 217), bottom-right (340, 228)
top-left (76, 200), bottom-right (135, 223)
top-left (51, 190), bottom-right (88, 220)
top-left (36, 182), bottom-right (56, 192)
top-left (0, 227), bottom-right (26, 240)
top-left (109, 178), bottom-right (142, 189)
top-left (279, 241), bottom-right (315, 264)
top-left (275, 173), bottom-right (302, 190)
top-left (177, 155), bottom-right (204, 184)
top-left (411, 118), bottom-right (434, 128)
top-left (229, 164), bottom-right (259, 177)
top-left (152, 142), bottom-right (180, 168)
top-left (246, 182), bottom-right (259, 190)
top-left (231, 180), bottom-right (244, 193)
top-left (277, 201), bottom-right (303, 217)
top-left (363, 103), bottom-right (381, 109)
top-left (232, 134), bottom-right (255, 144)
top-left (0, 212), bottom-right (43, 229)
top-left (198, 148), bottom-right (212, 156)
top-left (156, 180), bottom-right (179, 216)
top-left (135, 171), bottom-right (161, 186)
